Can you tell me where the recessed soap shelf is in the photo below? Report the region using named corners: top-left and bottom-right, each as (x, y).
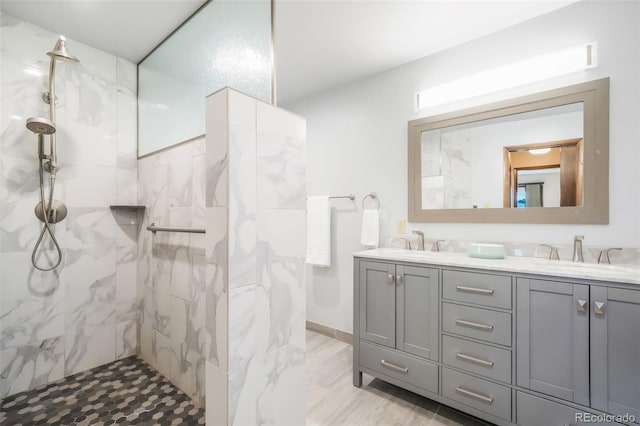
top-left (109, 205), bottom-right (145, 226)
top-left (109, 205), bottom-right (146, 211)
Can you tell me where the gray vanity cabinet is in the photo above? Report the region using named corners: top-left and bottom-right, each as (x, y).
top-left (590, 286), bottom-right (640, 423)
top-left (517, 280), bottom-right (640, 424)
top-left (358, 261), bottom-right (396, 347)
top-left (355, 253), bottom-right (640, 426)
top-left (358, 260), bottom-right (439, 361)
top-left (396, 264), bottom-right (439, 360)
top-left (516, 278), bottom-right (590, 406)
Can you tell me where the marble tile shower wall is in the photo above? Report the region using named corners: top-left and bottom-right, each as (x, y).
top-left (421, 129), bottom-right (472, 209)
top-left (0, 15), bottom-right (138, 397)
top-left (137, 137), bottom-right (207, 407)
top-left (205, 89), bottom-right (306, 425)
top-left (136, 89), bottom-right (307, 423)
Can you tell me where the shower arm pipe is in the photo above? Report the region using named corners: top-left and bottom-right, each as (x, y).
top-left (37, 133), bottom-right (55, 216)
top-left (47, 57), bottom-right (57, 171)
top-left (37, 133), bottom-right (45, 159)
top-left (46, 57), bottom-right (58, 216)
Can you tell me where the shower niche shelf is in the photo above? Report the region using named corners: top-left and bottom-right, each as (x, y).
top-left (110, 205), bottom-right (145, 226)
top-left (109, 205), bottom-right (146, 211)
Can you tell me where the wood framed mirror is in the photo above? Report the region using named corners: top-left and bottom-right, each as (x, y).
top-left (408, 78), bottom-right (609, 224)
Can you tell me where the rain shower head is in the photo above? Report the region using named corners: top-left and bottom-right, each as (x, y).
top-left (26, 117), bottom-right (56, 135)
top-left (47, 36), bottom-right (79, 62)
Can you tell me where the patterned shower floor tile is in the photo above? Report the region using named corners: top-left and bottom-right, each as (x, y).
top-left (0, 356), bottom-right (205, 425)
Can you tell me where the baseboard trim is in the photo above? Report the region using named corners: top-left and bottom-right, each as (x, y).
top-left (306, 320), bottom-right (353, 345)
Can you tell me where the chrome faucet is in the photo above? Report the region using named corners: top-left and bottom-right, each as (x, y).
top-left (399, 237), bottom-right (412, 250)
top-left (598, 247), bottom-right (622, 264)
top-left (432, 239), bottom-right (445, 252)
top-left (412, 231), bottom-right (425, 251)
top-left (541, 244), bottom-right (560, 260)
top-left (572, 235), bottom-right (584, 262)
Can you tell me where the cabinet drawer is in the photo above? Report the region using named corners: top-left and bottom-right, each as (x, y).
top-left (442, 367), bottom-right (511, 421)
top-left (517, 392), bottom-right (619, 426)
top-left (359, 341), bottom-right (438, 394)
top-left (442, 335), bottom-right (512, 384)
top-left (443, 270), bottom-right (512, 309)
top-left (442, 303), bottom-right (512, 346)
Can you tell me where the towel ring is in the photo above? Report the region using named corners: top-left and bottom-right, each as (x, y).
top-left (362, 193), bottom-right (380, 210)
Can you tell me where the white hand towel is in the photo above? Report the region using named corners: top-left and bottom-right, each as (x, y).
top-left (306, 196), bottom-right (331, 267)
top-left (360, 208), bottom-right (379, 248)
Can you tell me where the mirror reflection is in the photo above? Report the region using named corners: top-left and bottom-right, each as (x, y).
top-left (505, 137), bottom-right (583, 208)
top-left (420, 102), bottom-right (583, 210)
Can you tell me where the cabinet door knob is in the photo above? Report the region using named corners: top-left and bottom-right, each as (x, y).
top-left (594, 301), bottom-right (606, 316)
top-left (387, 274), bottom-right (394, 284)
top-left (396, 275), bottom-right (402, 286)
top-left (577, 299), bottom-right (587, 313)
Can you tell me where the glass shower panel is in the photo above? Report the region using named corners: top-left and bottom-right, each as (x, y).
top-left (138, 0), bottom-right (271, 156)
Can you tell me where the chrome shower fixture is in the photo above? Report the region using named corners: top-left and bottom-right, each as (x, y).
top-left (47, 35), bottom-right (79, 62)
top-left (27, 35), bottom-right (79, 271)
top-left (26, 116), bottom-right (56, 167)
top-left (26, 116), bottom-right (56, 135)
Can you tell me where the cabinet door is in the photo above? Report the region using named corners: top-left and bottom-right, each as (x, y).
top-left (590, 286), bottom-right (640, 423)
top-left (359, 261), bottom-right (396, 347)
top-left (395, 265), bottom-right (439, 361)
top-left (517, 278), bottom-right (590, 406)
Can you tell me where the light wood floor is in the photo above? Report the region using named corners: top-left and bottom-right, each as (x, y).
top-left (306, 330), bottom-right (493, 426)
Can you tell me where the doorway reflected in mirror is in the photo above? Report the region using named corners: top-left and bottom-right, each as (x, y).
top-left (504, 139), bottom-right (583, 208)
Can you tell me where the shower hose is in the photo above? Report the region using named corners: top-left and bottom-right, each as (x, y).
top-left (31, 160), bottom-right (63, 271)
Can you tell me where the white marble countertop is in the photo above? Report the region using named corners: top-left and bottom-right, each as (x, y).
top-left (353, 248), bottom-right (640, 285)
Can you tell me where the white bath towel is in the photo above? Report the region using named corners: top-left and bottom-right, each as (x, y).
top-left (306, 196), bottom-right (331, 267)
top-left (360, 208), bottom-right (379, 248)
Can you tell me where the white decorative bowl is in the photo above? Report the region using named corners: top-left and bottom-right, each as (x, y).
top-left (468, 243), bottom-right (506, 259)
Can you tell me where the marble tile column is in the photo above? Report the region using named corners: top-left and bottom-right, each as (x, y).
top-left (204, 88), bottom-right (307, 426)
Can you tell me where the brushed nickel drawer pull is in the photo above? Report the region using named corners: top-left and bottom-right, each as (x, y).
top-left (387, 274), bottom-right (394, 284)
top-left (456, 285), bottom-right (495, 295)
top-left (455, 319), bottom-right (494, 331)
top-left (455, 386), bottom-right (494, 404)
top-left (380, 359), bottom-right (409, 374)
top-left (456, 352), bottom-right (494, 367)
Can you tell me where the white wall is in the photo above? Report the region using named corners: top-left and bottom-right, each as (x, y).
top-left (519, 171), bottom-right (561, 208)
top-left (288, 1), bottom-right (640, 333)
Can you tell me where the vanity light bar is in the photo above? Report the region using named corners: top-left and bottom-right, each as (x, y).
top-left (416, 42), bottom-right (597, 111)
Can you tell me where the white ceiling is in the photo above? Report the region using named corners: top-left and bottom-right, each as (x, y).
top-left (0, 0), bottom-right (578, 104)
top-left (0, 0), bottom-right (207, 62)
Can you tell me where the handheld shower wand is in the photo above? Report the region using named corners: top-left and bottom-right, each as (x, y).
top-left (26, 118), bottom-right (66, 271)
top-left (26, 36), bottom-right (78, 271)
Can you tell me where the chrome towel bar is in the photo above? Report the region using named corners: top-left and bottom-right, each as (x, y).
top-left (146, 223), bottom-right (205, 234)
top-left (329, 194), bottom-right (355, 200)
